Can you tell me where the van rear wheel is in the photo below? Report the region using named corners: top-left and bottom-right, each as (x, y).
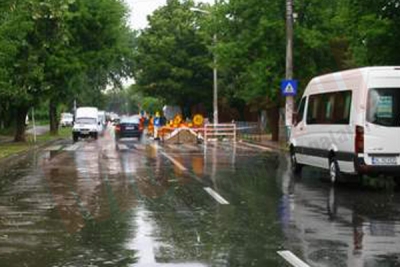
top-left (329, 157), bottom-right (341, 184)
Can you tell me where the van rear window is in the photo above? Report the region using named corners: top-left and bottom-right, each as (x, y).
top-left (367, 88), bottom-right (400, 127)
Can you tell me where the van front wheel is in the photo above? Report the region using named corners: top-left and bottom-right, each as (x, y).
top-left (73, 133), bottom-right (79, 143)
top-left (329, 157), bottom-right (341, 184)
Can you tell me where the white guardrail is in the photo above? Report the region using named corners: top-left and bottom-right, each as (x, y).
top-left (203, 123), bottom-right (236, 143)
top-left (159, 123), bottom-right (259, 143)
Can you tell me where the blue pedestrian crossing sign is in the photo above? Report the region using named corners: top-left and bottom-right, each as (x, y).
top-left (281, 80), bottom-right (298, 96)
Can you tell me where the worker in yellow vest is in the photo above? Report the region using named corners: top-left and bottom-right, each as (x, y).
top-left (154, 111), bottom-right (161, 140)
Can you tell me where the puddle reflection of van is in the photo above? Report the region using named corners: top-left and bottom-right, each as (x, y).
top-left (289, 67), bottom-right (400, 184)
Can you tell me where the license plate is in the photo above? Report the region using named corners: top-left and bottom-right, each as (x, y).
top-left (126, 127), bottom-right (135, 130)
top-left (372, 157), bottom-right (398, 166)
top-left (81, 130), bottom-right (89, 135)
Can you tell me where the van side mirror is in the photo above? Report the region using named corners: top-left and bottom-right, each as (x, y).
top-left (98, 122), bottom-right (101, 126)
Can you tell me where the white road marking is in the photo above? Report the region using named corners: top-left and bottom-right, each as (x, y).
top-left (117, 144), bottom-right (129, 150)
top-left (64, 143), bottom-right (81, 151)
top-left (160, 151), bottom-right (188, 172)
top-left (204, 187), bottom-right (229, 205)
top-left (45, 145), bottom-right (62, 151)
top-left (277, 251), bottom-right (310, 267)
top-left (182, 144), bottom-right (200, 150)
top-left (134, 144), bottom-right (145, 150)
top-left (233, 143), bottom-right (257, 151)
top-left (240, 141), bottom-right (273, 151)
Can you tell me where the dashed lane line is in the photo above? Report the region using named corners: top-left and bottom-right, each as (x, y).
top-left (64, 143), bottom-right (81, 151)
top-left (45, 145), bottom-right (62, 151)
top-left (150, 143), bottom-right (188, 172)
top-left (204, 187), bottom-right (229, 205)
top-left (277, 250), bottom-right (310, 267)
top-left (117, 143), bottom-right (129, 150)
top-left (150, 144), bottom-right (230, 205)
top-left (160, 151), bottom-right (188, 172)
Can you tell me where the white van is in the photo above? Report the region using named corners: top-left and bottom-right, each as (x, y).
top-left (72, 107), bottom-right (100, 142)
top-left (289, 67), bottom-right (400, 183)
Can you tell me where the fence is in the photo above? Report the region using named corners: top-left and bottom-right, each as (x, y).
top-left (234, 121), bottom-right (264, 142)
top-left (159, 121), bottom-right (268, 144)
top-left (203, 123), bottom-right (236, 143)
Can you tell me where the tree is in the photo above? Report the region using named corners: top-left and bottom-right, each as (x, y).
top-left (0, 0), bottom-right (135, 140)
top-left (214, 0), bottom-right (354, 140)
top-left (134, 0), bottom-right (213, 117)
top-left (0, 0), bottom-right (47, 141)
top-left (45, 0), bottom-right (136, 134)
top-left (214, 0), bottom-right (286, 140)
top-left (345, 0), bottom-right (400, 66)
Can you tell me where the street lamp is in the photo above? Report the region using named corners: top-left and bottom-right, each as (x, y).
top-left (190, 7), bottom-right (218, 124)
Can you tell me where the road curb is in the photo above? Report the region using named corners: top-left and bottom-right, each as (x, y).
top-left (239, 139), bottom-right (288, 152)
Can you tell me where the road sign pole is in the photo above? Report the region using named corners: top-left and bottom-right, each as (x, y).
top-left (32, 107), bottom-right (37, 143)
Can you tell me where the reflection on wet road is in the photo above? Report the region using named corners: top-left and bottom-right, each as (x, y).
top-left (0, 130), bottom-right (400, 266)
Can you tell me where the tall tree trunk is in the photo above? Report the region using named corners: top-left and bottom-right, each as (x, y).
top-left (49, 100), bottom-right (58, 135)
top-left (266, 105), bottom-right (280, 142)
top-left (14, 107), bottom-right (28, 142)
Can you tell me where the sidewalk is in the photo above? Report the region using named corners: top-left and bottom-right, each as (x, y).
top-left (0, 136), bottom-right (12, 143)
top-left (0, 127), bottom-right (69, 162)
top-left (0, 125), bottom-right (50, 144)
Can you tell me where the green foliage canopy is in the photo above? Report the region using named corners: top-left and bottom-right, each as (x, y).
top-left (134, 0), bottom-right (213, 110)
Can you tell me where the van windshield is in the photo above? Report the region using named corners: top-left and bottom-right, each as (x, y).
top-left (76, 118), bottom-right (96, 125)
top-left (367, 88), bottom-right (400, 127)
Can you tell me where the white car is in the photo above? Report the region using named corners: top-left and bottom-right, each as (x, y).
top-left (289, 66), bottom-right (400, 183)
top-left (60, 113), bottom-right (73, 127)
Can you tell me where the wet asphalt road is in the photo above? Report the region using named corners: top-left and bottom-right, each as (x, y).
top-left (1, 128), bottom-right (400, 266)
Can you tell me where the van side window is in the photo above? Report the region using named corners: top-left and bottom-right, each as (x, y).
top-left (307, 95), bottom-right (320, 124)
top-left (333, 91), bottom-right (352, 124)
top-left (307, 90), bottom-right (352, 125)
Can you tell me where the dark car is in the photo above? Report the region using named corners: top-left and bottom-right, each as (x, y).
top-left (115, 116), bottom-right (143, 140)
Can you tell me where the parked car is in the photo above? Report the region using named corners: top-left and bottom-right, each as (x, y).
top-left (115, 116), bottom-right (143, 140)
top-left (60, 113), bottom-right (74, 127)
top-left (98, 110), bottom-right (107, 134)
top-left (289, 66), bottom-right (400, 184)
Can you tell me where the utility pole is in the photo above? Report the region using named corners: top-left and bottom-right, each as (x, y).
top-left (213, 33), bottom-right (218, 124)
top-left (285, 0), bottom-right (294, 133)
top-left (73, 99), bottom-right (77, 121)
top-left (189, 6), bottom-right (218, 124)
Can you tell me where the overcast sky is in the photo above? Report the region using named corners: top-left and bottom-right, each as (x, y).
top-left (124, 0), bottom-right (214, 30)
